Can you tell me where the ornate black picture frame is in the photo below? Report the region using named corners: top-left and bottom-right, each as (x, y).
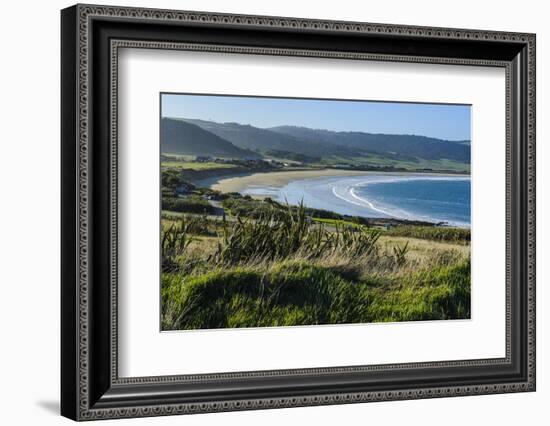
top-left (61, 4), bottom-right (536, 421)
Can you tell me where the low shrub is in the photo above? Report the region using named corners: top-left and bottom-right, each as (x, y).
top-left (384, 225), bottom-right (470, 243)
top-left (162, 195), bottom-right (215, 214)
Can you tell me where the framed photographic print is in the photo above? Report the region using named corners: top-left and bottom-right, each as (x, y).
top-left (61, 4), bottom-right (536, 421)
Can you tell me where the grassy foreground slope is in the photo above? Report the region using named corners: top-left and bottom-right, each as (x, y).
top-left (160, 203), bottom-right (471, 330)
top-left (162, 259), bottom-right (470, 330)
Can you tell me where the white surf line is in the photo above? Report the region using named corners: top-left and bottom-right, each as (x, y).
top-left (331, 184), bottom-right (400, 218)
top-left (331, 185), bottom-right (368, 208)
top-left (349, 187), bottom-right (402, 218)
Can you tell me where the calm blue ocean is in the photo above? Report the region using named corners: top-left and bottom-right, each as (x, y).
top-left (242, 174), bottom-right (471, 227)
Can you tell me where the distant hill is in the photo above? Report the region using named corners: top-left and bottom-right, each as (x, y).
top-left (270, 126), bottom-right (470, 163)
top-left (162, 118), bottom-right (470, 169)
top-left (160, 118), bottom-right (258, 158)
top-left (179, 118), bottom-right (359, 158)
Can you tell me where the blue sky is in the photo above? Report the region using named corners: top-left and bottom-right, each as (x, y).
top-left (161, 93), bottom-right (471, 141)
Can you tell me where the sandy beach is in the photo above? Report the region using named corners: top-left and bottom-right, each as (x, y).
top-left (198, 169), bottom-right (381, 193)
top-left (197, 168), bottom-right (467, 194)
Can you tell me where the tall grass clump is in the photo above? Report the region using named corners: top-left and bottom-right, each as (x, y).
top-left (392, 242), bottom-right (409, 266)
top-left (213, 202), bottom-right (380, 265)
top-left (161, 219), bottom-right (194, 272)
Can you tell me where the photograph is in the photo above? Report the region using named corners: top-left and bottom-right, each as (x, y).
top-left (160, 94), bottom-right (472, 331)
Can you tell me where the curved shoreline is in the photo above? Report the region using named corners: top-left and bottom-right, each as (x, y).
top-left (195, 169), bottom-right (471, 228)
